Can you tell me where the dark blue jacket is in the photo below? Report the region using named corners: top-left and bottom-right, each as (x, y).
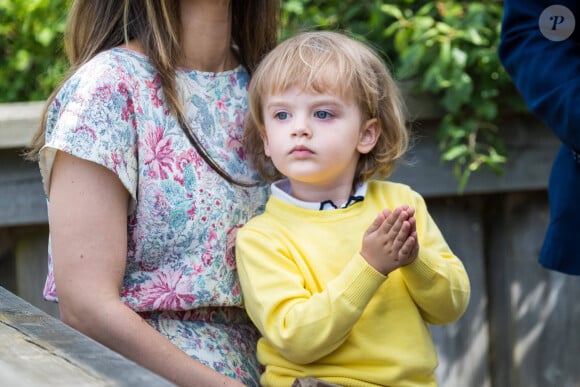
top-left (499, 0), bottom-right (580, 275)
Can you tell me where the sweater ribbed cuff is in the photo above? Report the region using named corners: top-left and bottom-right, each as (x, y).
top-left (336, 254), bottom-right (387, 309)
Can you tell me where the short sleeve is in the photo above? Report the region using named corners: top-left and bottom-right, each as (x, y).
top-left (39, 51), bottom-right (139, 210)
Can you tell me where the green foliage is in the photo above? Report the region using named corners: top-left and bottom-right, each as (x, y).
top-left (1, 0), bottom-right (524, 190)
top-left (281, 0), bottom-right (526, 191)
top-left (0, 0), bottom-right (71, 102)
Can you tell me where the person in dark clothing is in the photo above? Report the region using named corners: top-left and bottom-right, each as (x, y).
top-left (499, 1), bottom-right (580, 275)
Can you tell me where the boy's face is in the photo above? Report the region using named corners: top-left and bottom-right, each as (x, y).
top-left (261, 85), bottom-right (378, 190)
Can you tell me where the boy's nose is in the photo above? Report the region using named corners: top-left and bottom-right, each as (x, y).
top-left (292, 120), bottom-right (312, 138)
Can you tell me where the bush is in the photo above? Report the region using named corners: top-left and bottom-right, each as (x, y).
top-left (281, 0), bottom-right (526, 190)
top-left (1, 0), bottom-right (523, 189)
top-left (0, 0), bottom-right (70, 102)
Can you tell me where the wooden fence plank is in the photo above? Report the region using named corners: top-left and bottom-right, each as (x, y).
top-left (0, 149), bottom-right (47, 226)
top-left (14, 225), bottom-right (60, 317)
top-left (428, 197), bottom-right (491, 387)
top-left (487, 192), bottom-right (580, 387)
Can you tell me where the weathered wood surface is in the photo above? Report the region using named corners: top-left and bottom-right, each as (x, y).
top-left (428, 197), bottom-right (491, 387)
top-left (0, 286), bottom-right (175, 387)
top-left (429, 192), bottom-right (580, 387)
top-left (0, 149), bottom-right (47, 227)
top-left (486, 192), bottom-right (580, 387)
top-left (390, 115), bottom-right (559, 197)
top-left (11, 225), bottom-right (60, 317)
top-left (0, 101), bottom-right (46, 226)
top-left (0, 101), bottom-right (43, 149)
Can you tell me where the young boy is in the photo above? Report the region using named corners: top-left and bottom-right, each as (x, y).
top-left (236, 31), bottom-right (471, 387)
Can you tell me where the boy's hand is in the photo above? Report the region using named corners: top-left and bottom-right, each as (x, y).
top-left (360, 205), bottom-right (419, 275)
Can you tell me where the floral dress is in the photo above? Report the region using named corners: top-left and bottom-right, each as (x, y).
top-left (39, 47), bottom-right (269, 386)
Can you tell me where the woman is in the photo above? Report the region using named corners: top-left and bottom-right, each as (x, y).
top-left (25, 1), bottom-right (279, 385)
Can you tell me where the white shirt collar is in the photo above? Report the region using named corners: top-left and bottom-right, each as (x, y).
top-left (270, 179), bottom-right (367, 211)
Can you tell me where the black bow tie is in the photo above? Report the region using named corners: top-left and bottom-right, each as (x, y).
top-left (319, 195), bottom-right (365, 211)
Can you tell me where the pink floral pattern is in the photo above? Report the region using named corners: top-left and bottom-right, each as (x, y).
top-left (39, 47), bottom-right (268, 385)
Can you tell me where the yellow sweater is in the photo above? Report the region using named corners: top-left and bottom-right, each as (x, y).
top-left (235, 181), bottom-right (470, 387)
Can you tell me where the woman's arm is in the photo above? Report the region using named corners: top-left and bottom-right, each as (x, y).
top-left (48, 151), bottom-right (244, 387)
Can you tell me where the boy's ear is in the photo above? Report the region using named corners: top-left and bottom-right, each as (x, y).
top-left (262, 132), bottom-right (271, 157)
top-left (357, 118), bottom-right (380, 154)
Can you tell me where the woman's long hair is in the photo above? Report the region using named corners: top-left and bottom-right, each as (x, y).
top-left (26, 0), bottom-right (280, 186)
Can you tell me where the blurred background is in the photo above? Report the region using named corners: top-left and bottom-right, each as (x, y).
top-left (0, 1), bottom-right (579, 386)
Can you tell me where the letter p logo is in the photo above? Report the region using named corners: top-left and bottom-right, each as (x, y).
top-left (551, 15), bottom-right (565, 30)
top-left (539, 5), bottom-right (575, 41)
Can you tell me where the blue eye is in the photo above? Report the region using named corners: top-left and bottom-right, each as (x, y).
top-left (275, 112), bottom-right (289, 120)
top-left (315, 111), bottom-right (331, 119)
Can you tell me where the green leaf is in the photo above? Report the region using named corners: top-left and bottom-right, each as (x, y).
top-left (283, 0), bottom-right (304, 14)
top-left (475, 101), bottom-right (498, 121)
top-left (14, 49), bottom-right (31, 71)
top-left (442, 73), bottom-right (473, 112)
top-left (451, 47), bottom-right (468, 68)
top-left (380, 4), bottom-right (404, 19)
top-left (442, 144), bottom-right (469, 161)
top-left (36, 27), bottom-right (55, 46)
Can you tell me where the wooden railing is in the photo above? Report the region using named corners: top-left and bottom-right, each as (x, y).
top-left (0, 286), bottom-right (174, 386)
top-left (0, 101), bottom-right (47, 226)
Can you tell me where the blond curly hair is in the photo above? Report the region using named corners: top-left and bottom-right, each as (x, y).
top-left (244, 30), bottom-right (409, 185)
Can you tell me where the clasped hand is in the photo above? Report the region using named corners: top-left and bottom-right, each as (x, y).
top-left (360, 205), bottom-right (419, 276)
